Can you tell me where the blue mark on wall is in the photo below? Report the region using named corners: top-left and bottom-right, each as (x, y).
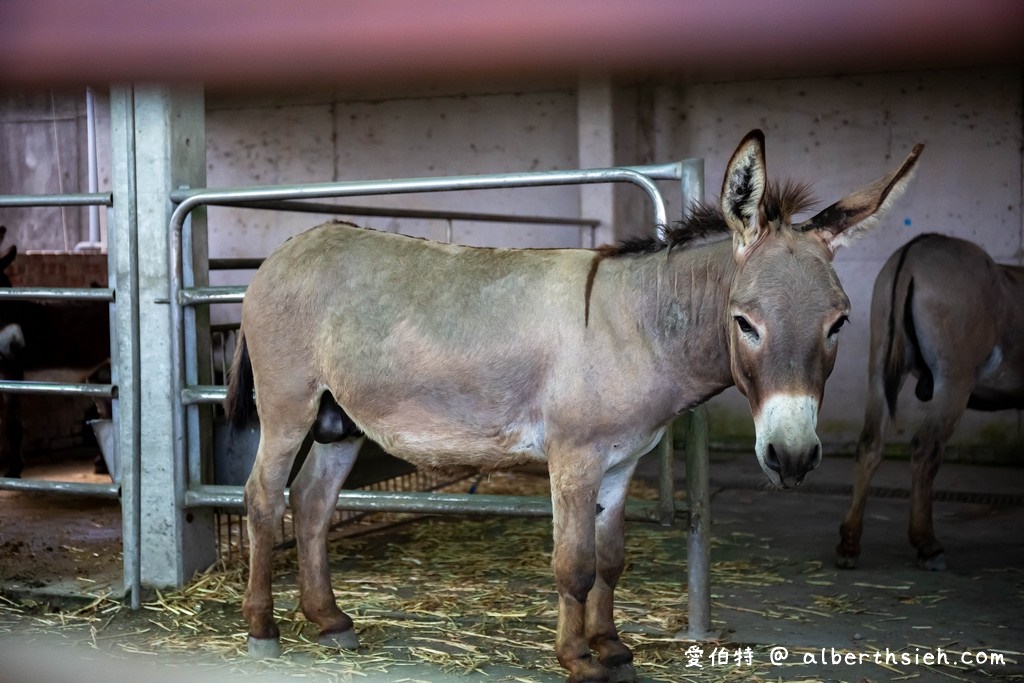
top-left (904, 218), bottom-right (912, 226)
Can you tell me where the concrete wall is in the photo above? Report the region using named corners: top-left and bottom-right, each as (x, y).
top-left (652, 68), bottom-right (1023, 459)
top-left (2, 67), bottom-right (1021, 458)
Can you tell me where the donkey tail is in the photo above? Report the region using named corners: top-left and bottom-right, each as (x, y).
top-left (882, 235), bottom-right (929, 418)
top-left (225, 329), bottom-right (256, 429)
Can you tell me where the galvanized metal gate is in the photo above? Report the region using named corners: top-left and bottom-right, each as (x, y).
top-left (0, 191), bottom-right (119, 496)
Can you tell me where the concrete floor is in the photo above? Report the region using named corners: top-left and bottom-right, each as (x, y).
top-left (2, 450), bottom-right (1023, 682)
top-left (674, 450), bottom-right (1024, 682)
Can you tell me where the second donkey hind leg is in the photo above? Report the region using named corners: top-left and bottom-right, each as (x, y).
top-left (906, 380), bottom-right (972, 570)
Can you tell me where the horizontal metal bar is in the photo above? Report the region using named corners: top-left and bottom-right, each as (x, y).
top-left (185, 485), bottom-right (685, 522)
top-left (0, 192), bottom-right (113, 208)
top-left (170, 163), bottom-right (693, 207)
top-left (0, 380), bottom-right (115, 398)
top-left (169, 167), bottom-right (666, 228)
top-left (0, 287), bottom-right (114, 302)
top-left (179, 286), bottom-right (245, 306)
top-left (213, 199), bottom-right (602, 228)
top-left (182, 384), bottom-right (225, 406)
top-left (623, 161), bottom-right (687, 181)
top-left (0, 477), bottom-right (119, 498)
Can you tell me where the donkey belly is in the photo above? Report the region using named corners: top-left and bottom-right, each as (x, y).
top-left (361, 417), bottom-right (547, 472)
top-left (969, 346), bottom-right (1024, 410)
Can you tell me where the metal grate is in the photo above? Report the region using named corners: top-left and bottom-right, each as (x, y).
top-left (214, 468), bottom-right (473, 562)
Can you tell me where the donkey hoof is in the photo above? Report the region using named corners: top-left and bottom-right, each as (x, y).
top-left (606, 662), bottom-right (638, 683)
top-left (565, 657), bottom-right (610, 683)
top-left (917, 552), bottom-right (946, 571)
top-left (318, 627), bottom-right (359, 650)
top-left (835, 553), bottom-right (859, 570)
top-left (247, 635), bottom-right (282, 659)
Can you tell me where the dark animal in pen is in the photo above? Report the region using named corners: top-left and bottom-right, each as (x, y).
top-left (226, 130), bottom-right (921, 683)
top-left (0, 227), bottom-right (112, 478)
top-left (837, 233), bottom-right (1024, 571)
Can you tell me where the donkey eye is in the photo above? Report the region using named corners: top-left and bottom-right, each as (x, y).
top-left (734, 315), bottom-right (759, 340)
top-left (828, 315), bottom-right (849, 338)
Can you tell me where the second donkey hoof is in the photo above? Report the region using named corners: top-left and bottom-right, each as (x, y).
top-left (247, 635), bottom-right (282, 659)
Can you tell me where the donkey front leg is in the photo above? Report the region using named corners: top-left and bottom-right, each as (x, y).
top-left (549, 456), bottom-right (606, 683)
top-left (585, 461), bottom-right (639, 683)
top-left (243, 427), bottom-right (307, 658)
top-left (289, 437), bottom-right (363, 649)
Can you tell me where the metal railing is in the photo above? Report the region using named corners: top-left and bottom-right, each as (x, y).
top-left (169, 164), bottom-right (683, 509)
top-left (0, 192), bottom-right (118, 499)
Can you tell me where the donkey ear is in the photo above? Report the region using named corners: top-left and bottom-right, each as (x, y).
top-left (794, 143), bottom-right (924, 252)
top-left (721, 130), bottom-right (767, 254)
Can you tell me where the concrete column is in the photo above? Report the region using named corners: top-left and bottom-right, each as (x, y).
top-left (577, 77), bottom-right (659, 243)
top-left (110, 84), bottom-right (215, 592)
top-left (578, 77), bottom-right (617, 246)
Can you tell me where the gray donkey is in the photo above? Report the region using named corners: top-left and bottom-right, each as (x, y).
top-left (226, 130), bottom-right (922, 683)
top-left (838, 233), bottom-right (1024, 571)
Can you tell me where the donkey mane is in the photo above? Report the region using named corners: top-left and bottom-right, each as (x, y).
top-left (597, 180), bottom-right (817, 257)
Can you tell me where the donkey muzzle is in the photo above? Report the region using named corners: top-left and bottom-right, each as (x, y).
top-left (764, 441), bottom-right (822, 488)
top-left (754, 394), bottom-right (823, 488)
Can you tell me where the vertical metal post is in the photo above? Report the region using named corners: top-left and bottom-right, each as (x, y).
top-left (678, 156), bottom-right (713, 639)
top-left (656, 429), bottom-right (675, 526)
top-left (183, 212), bottom-right (214, 492)
top-left (684, 405), bottom-right (713, 639)
top-left (132, 84), bottom-right (216, 588)
top-left (109, 85), bottom-right (142, 608)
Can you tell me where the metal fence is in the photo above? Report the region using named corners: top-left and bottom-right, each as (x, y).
top-left (0, 191), bottom-right (118, 500)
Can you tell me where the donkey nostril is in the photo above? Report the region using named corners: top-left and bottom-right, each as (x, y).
top-left (810, 443), bottom-right (822, 469)
top-left (794, 444), bottom-right (822, 486)
top-left (765, 444), bottom-right (782, 474)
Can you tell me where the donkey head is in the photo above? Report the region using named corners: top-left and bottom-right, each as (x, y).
top-left (722, 130), bottom-right (922, 487)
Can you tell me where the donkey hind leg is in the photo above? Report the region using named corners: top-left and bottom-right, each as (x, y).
top-left (290, 435), bottom-right (363, 649)
top-left (243, 424), bottom-right (308, 659)
top-left (585, 460), bottom-right (640, 683)
top-left (549, 450), bottom-right (607, 683)
top-left (908, 384), bottom-right (970, 571)
top-left (836, 387), bottom-right (889, 569)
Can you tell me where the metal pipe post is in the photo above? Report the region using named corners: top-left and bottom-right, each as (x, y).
top-left (683, 405), bottom-right (714, 640)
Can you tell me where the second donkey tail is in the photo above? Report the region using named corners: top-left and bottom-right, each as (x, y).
top-left (225, 328), bottom-right (257, 429)
top-left (881, 235), bottom-right (929, 418)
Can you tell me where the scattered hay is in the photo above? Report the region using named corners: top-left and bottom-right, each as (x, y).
top-left (3, 470), bottom-right (1019, 681)
top-left (0, 469), bottom-right (772, 680)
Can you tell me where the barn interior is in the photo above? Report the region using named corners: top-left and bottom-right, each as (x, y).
top-left (1, 2), bottom-right (1023, 681)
